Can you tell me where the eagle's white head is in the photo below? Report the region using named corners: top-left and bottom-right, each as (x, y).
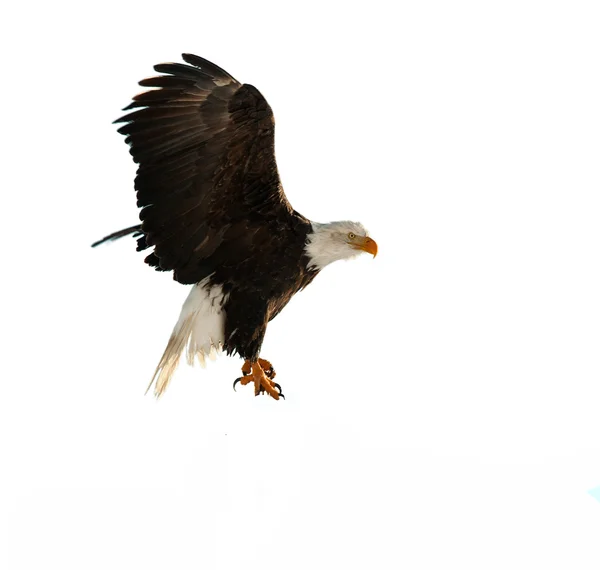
top-left (305, 221), bottom-right (378, 270)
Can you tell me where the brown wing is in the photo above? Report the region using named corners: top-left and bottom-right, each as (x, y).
top-left (115, 53), bottom-right (303, 284)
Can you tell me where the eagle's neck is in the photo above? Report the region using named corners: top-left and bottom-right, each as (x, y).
top-left (304, 221), bottom-right (357, 270)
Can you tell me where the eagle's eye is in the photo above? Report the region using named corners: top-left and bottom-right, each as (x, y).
top-left (348, 232), bottom-right (356, 239)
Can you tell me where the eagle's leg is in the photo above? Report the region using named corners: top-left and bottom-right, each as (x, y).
top-left (233, 359), bottom-right (284, 399)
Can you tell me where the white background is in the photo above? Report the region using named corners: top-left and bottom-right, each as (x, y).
top-left (2, 1), bottom-right (600, 568)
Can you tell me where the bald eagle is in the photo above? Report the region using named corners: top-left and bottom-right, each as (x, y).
top-left (93, 54), bottom-right (377, 400)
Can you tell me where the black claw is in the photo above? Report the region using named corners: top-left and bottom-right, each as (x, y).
top-left (233, 377), bottom-right (243, 391)
top-left (273, 383), bottom-right (285, 399)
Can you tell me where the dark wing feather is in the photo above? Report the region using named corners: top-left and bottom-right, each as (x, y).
top-left (115, 54), bottom-right (302, 284)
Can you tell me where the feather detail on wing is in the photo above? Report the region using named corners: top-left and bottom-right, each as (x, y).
top-left (115, 53), bottom-right (302, 285)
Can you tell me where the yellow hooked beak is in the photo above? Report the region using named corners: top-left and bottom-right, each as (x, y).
top-left (353, 236), bottom-right (378, 257)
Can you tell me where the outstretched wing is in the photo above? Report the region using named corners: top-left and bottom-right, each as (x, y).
top-left (115, 53), bottom-right (303, 284)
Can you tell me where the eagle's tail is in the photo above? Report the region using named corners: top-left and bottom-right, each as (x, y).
top-left (146, 279), bottom-right (227, 397)
top-left (91, 224), bottom-right (143, 248)
top-left (146, 314), bottom-right (196, 397)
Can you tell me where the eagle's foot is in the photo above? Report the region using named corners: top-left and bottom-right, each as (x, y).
top-left (233, 359), bottom-right (283, 400)
top-left (257, 358), bottom-right (276, 380)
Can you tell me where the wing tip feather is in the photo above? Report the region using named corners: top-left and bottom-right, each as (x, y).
top-left (181, 53), bottom-right (239, 84)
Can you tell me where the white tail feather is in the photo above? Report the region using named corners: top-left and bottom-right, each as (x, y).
top-left (146, 279), bottom-right (227, 397)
